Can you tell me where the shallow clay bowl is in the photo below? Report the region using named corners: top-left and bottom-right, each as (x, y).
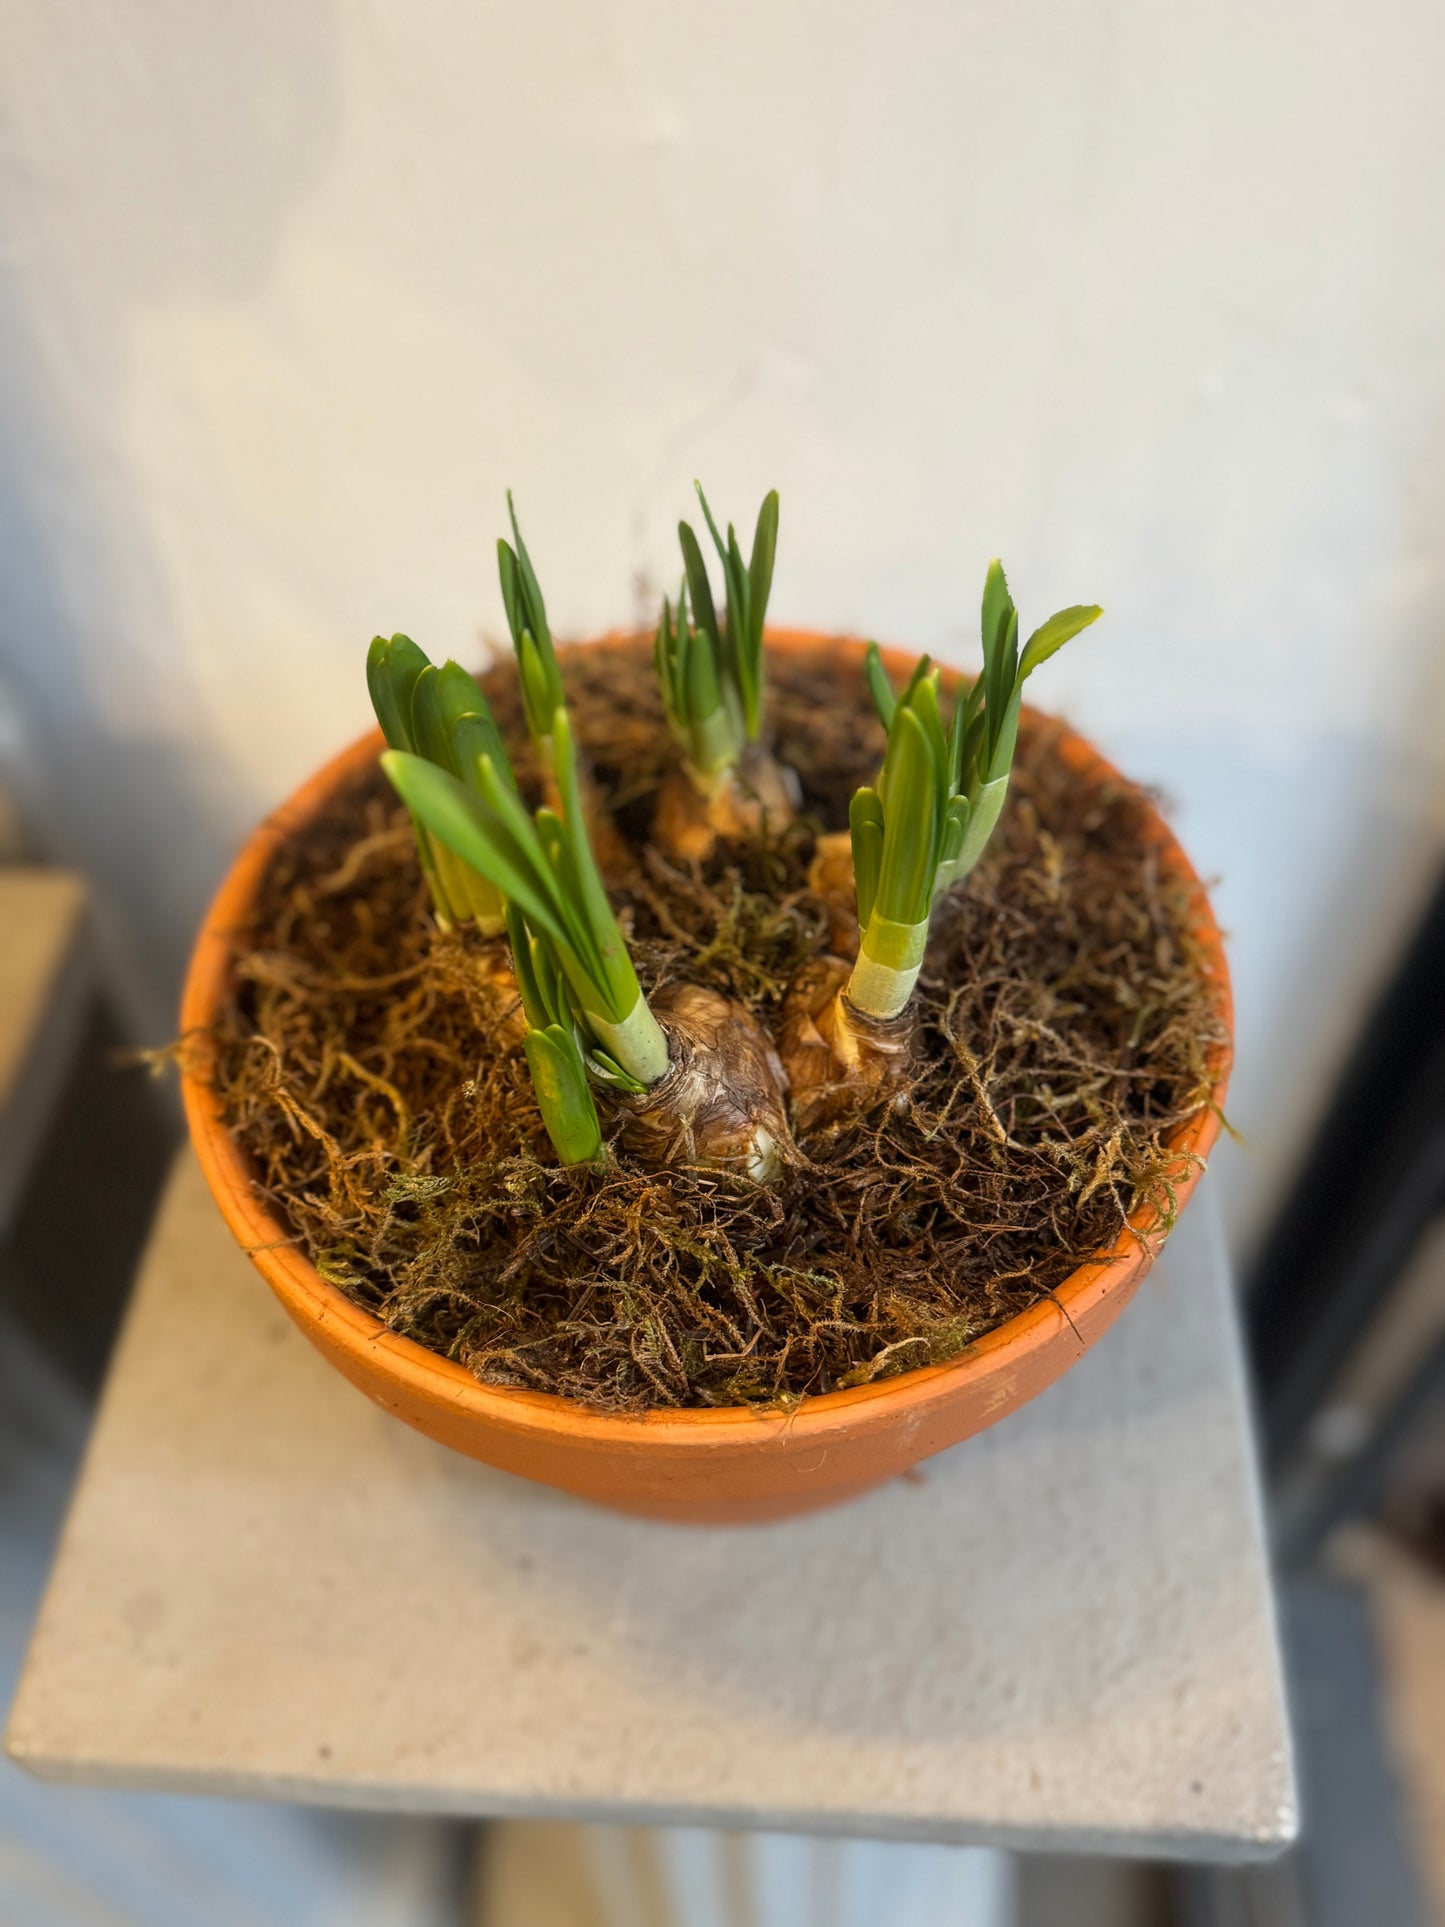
top-left (181, 632), bottom-right (1232, 1524)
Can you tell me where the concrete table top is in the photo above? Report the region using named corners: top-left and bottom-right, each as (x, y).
top-left (6, 1151), bottom-right (1297, 1862)
top-left (0, 870), bottom-right (88, 1233)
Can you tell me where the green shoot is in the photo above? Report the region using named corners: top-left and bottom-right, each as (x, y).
top-left (382, 708), bottom-right (669, 1089)
top-left (846, 658), bottom-right (961, 1020)
top-left (505, 903), bottom-right (604, 1165)
top-left (936, 560), bottom-right (1102, 897)
top-left (847, 565), bottom-right (1101, 1020)
top-left (660, 484), bottom-right (779, 778)
top-left (496, 492), bottom-right (566, 751)
top-left (366, 635), bottom-right (511, 935)
top-left (654, 580), bottom-right (744, 782)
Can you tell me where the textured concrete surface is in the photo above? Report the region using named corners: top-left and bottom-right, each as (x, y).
top-left (7, 1152), bottom-right (1296, 1861)
top-left (0, 871), bottom-right (88, 1232)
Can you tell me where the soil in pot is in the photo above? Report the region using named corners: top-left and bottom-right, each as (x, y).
top-left (199, 638), bottom-right (1227, 1414)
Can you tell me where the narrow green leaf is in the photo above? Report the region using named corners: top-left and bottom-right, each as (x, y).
top-left (901, 652), bottom-right (933, 708)
top-left (724, 523), bottom-right (748, 619)
top-left (583, 1046), bottom-right (647, 1096)
top-left (877, 707), bottom-right (940, 924)
top-left (367, 634), bottom-right (430, 752)
top-left (695, 482), bottom-right (730, 575)
top-left (505, 902), bottom-right (548, 1031)
top-left (940, 792), bottom-right (971, 868)
top-left (507, 492), bottom-right (553, 653)
top-left (434, 659), bottom-right (481, 714)
top-left (981, 558), bottom-right (1014, 666)
top-left (946, 681), bottom-right (965, 790)
top-left (472, 751), bottom-right (567, 903)
top-left (409, 666), bottom-right (460, 775)
top-left (1002, 605), bottom-right (1020, 704)
top-left (654, 597), bottom-right (676, 722)
top-left (984, 685), bottom-right (1023, 783)
top-left (469, 754), bottom-right (578, 942)
top-left (981, 558), bottom-right (1015, 731)
top-left (850, 784), bottom-right (886, 837)
top-left (958, 711), bottom-right (987, 795)
top-left (956, 772), bottom-right (1010, 874)
top-left (428, 835), bottom-right (476, 926)
top-left (864, 643), bottom-right (896, 731)
top-left (657, 580), bottom-right (692, 733)
top-left (747, 490), bottom-right (779, 655)
top-left (849, 787), bottom-right (884, 930)
top-left (533, 923), bottom-right (568, 1030)
top-left (524, 1027), bottom-right (603, 1165)
top-left (547, 708), bottom-right (586, 840)
top-left (694, 483), bottom-right (779, 739)
top-left (411, 823), bottom-right (452, 925)
top-left (1019, 604), bottom-right (1103, 680)
top-left (683, 622), bottom-right (722, 727)
top-left (496, 540), bottom-right (524, 645)
top-left (536, 806), bottom-right (609, 992)
top-left (382, 752), bottom-right (564, 947)
top-left (726, 523), bottom-right (760, 735)
top-left (517, 633), bottom-right (555, 741)
top-left (962, 669), bottom-right (987, 729)
top-left (549, 710), bottom-right (640, 1017)
top-left (987, 607), bottom-right (1019, 760)
top-left (908, 671), bottom-right (950, 783)
top-left (678, 520), bottom-right (720, 650)
top-left (880, 665), bottom-right (944, 812)
top-left (671, 613), bottom-right (692, 727)
top-left (501, 496), bottom-right (564, 743)
top-left (459, 862), bottom-right (505, 928)
top-left (453, 709), bottom-right (514, 796)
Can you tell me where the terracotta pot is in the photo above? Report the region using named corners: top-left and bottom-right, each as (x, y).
top-left (181, 632), bottom-right (1232, 1524)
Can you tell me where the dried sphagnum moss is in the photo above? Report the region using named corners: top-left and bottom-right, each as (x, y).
top-left (206, 641), bottom-right (1226, 1412)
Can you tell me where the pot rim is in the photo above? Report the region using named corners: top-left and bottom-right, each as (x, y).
top-left (180, 628), bottom-right (1232, 1447)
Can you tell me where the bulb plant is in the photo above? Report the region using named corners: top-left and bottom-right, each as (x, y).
top-left (782, 563), bottom-right (1101, 1128)
top-left (379, 500), bottom-right (796, 1180)
top-left (850, 566), bottom-right (1102, 1019)
top-left (371, 493), bottom-right (1100, 1175)
top-left (384, 706), bottom-right (667, 1092)
top-left (652, 484), bottom-right (800, 862)
top-left (385, 702), bottom-right (664, 1166)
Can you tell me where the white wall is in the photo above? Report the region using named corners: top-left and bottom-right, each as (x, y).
top-left (1, 0), bottom-right (1443, 1258)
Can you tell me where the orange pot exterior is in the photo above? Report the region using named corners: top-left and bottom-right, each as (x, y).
top-left (181, 632), bottom-right (1233, 1524)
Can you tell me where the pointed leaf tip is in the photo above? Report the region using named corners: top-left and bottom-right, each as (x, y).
top-left (864, 642), bottom-right (896, 731)
top-left (1018, 603), bottom-right (1104, 680)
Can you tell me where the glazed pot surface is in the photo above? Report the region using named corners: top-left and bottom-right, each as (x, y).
top-left (181, 632), bottom-right (1232, 1523)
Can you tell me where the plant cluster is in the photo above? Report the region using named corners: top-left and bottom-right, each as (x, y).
top-left (369, 489), bottom-right (1100, 1173)
top-left (654, 484), bottom-right (777, 784)
top-left (843, 566), bottom-right (1101, 1026)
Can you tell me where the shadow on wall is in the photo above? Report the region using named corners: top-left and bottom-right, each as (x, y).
top-left (1223, 405), bottom-right (1445, 1256)
top-left (1096, 398), bottom-right (1445, 1262)
top-left (0, 0), bottom-right (341, 1042)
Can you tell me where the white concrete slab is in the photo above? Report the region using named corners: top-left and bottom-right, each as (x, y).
top-left (0, 870), bottom-right (89, 1232)
top-left (6, 1151), bottom-right (1297, 1862)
